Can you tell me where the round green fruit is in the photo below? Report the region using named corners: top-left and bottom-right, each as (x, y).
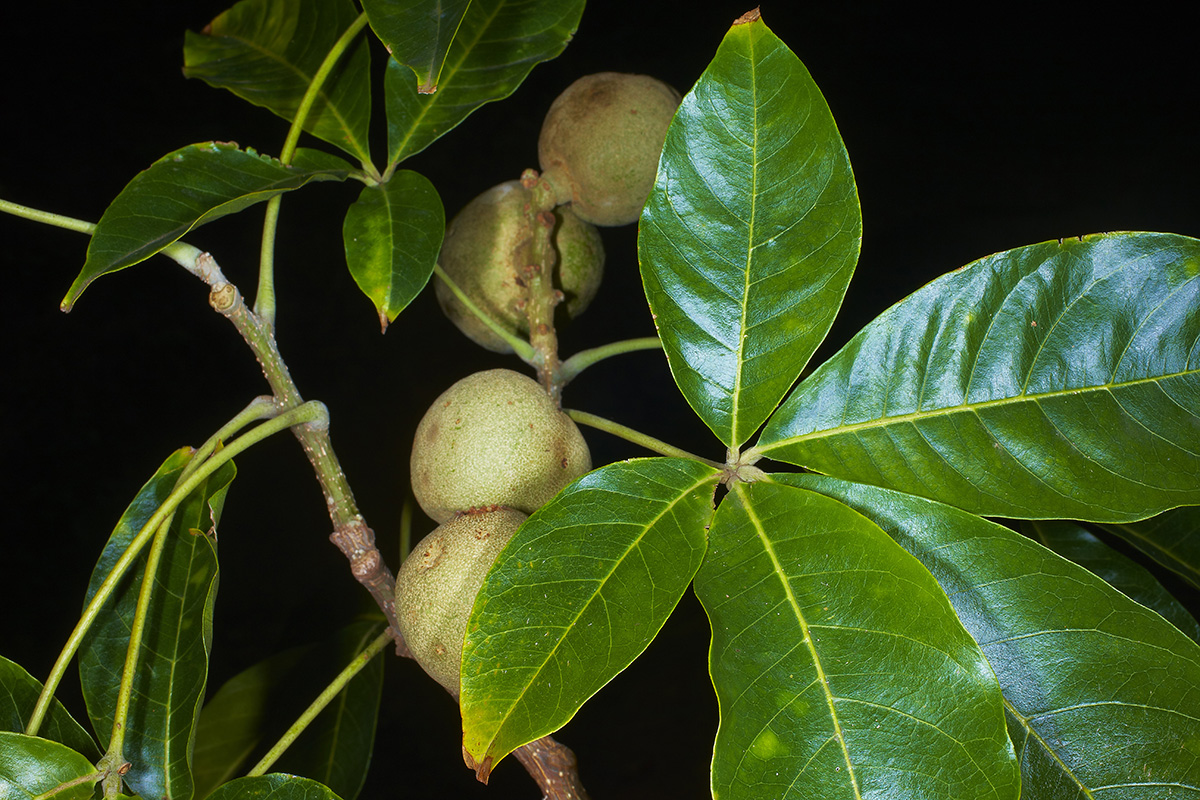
top-left (435, 180), bottom-right (604, 353)
top-left (410, 369), bottom-right (591, 523)
top-left (538, 72), bottom-right (681, 227)
top-left (394, 507), bottom-right (526, 694)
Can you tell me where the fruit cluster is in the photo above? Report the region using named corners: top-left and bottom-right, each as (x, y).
top-left (436, 71), bottom-right (681, 351)
top-left (396, 369), bottom-right (592, 694)
top-left (395, 72), bottom-right (679, 695)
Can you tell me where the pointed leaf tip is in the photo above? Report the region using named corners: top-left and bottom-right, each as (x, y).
top-left (639, 17), bottom-right (861, 446)
top-left (734, 7), bottom-right (761, 24)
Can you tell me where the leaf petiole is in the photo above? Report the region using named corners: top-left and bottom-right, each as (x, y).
top-left (0, 198), bottom-right (96, 234)
top-left (255, 11), bottom-right (374, 327)
top-left (247, 627), bottom-right (393, 777)
top-left (559, 337), bottom-right (663, 384)
top-left (433, 263), bottom-right (537, 361)
top-left (565, 408), bottom-right (723, 469)
top-left (26, 401), bottom-right (328, 738)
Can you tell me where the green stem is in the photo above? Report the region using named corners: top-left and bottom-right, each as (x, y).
top-left (182, 396), bottom-right (278, 482)
top-left (254, 197), bottom-right (283, 326)
top-left (565, 409), bottom-right (723, 469)
top-left (433, 263), bottom-right (537, 361)
top-left (279, 12), bottom-right (370, 167)
top-left (25, 401), bottom-right (328, 737)
top-left (247, 627), bottom-right (393, 776)
top-left (101, 510), bottom-right (176, 798)
top-left (0, 199), bottom-right (208, 282)
top-left (0, 198), bottom-right (95, 233)
top-left (559, 337), bottom-right (663, 385)
top-left (255, 11), bottom-right (373, 327)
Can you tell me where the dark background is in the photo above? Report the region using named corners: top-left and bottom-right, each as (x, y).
top-left (2, 3), bottom-right (1197, 798)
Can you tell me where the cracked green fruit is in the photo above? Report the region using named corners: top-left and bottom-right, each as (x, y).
top-left (410, 368), bottom-right (591, 523)
top-left (394, 507), bottom-right (526, 694)
top-left (435, 180), bottom-right (604, 353)
top-left (538, 72), bottom-right (681, 227)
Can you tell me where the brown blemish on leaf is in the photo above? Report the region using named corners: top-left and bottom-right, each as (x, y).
top-left (734, 7), bottom-right (761, 25)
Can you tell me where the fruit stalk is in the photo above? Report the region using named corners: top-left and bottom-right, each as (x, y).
top-left (521, 169), bottom-right (567, 402)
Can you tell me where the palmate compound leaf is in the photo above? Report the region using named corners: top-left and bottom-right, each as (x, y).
top-left (459, 458), bottom-right (720, 776)
top-left (758, 232), bottom-right (1200, 523)
top-left (79, 448), bottom-right (236, 800)
top-left (362, 0), bottom-right (470, 94)
top-left (0, 732), bottom-right (98, 800)
top-left (694, 480), bottom-right (1018, 800)
top-left (638, 10), bottom-right (861, 450)
top-left (183, 0), bottom-right (372, 164)
top-left (61, 143), bottom-right (353, 311)
top-left (342, 170), bottom-right (444, 330)
top-left (1100, 505), bottom-right (1200, 590)
top-left (785, 474), bottom-right (1200, 799)
top-left (383, 0), bottom-right (584, 166)
top-left (1021, 519), bottom-right (1200, 643)
top-left (0, 656), bottom-right (99, 761)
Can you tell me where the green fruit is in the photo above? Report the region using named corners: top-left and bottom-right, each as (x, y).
top-left (538, 72), bottom-right (681, 227)
top-left (410, 369), bottom-right (591, 523)
top-left (435, 180), bottom-right (605, 353)
top-left (394, 507), bottom-right (526, 694)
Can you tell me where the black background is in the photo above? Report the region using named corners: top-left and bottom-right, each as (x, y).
top-left (3, 3), bottom-right (1198, 798)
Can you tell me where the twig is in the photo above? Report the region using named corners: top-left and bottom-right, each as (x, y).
top-left (513, 737), bottom-right (591, 800)
top-left (192, 250), bottom-right (590, 798)
top-left (198, 251), bottom-right (405, 652)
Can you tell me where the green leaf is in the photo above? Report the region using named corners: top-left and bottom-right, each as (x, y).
top-left (363, 0), bottom-right (470, 93)
top-left (787, 474), bottom-right (1200, 799)
top-left (0, 656), bottom-right (99, 762)
top-left (183, 0), bottom-right (372, 163)
top-left (343, 171), bottom-right (444, 330)
top-left (0, 732), bottom-right (97, 800)
top-left (460, 458), bottom-right (720, 776)
top-left (384, 0), bottom-right (584, 166)
top-left (192, 646), bottom-right (311, 799)
top-left (694, 480), bottom-right (1017, 800)
top-left (194, 621), bottom-right (386, 800)
top-left (759, 232), bottom-right (1200, 522)
top-left (205, 774), bottom-right (343, 800)
top-left (271, 621), bottom-right (386, 800)
top-left (62, 142), bottom-right (353, 310)
top-left (1100, 505), bottom-right (1200, 590)
top-left (1023, 519), bottom-right (1200, 643)
top-left (79, 450), bottom-right (236, 800)
top-left (638, 13), bottom-right (861, 449)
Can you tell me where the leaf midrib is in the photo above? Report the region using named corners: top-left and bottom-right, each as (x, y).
top-left (1004, 697), bottom-right (1095, 799)
top-left (737, 483), bottom-right (861, 798)
top-left (728, 26), bottom-right (759, 449)
top-left (475, 466), bottom-right (719, 757)
top-left (761, 367), bottom-right (1198, 453)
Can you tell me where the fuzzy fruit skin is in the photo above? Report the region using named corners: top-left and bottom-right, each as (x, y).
top-left (394, 507), bottom-right (526, 694)
top-left (435, 180), bottom-right (604, 353)
top-left (538, 72), bottom-right (681, 227)
top-left (410, 369), bottom-right (591, 523)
